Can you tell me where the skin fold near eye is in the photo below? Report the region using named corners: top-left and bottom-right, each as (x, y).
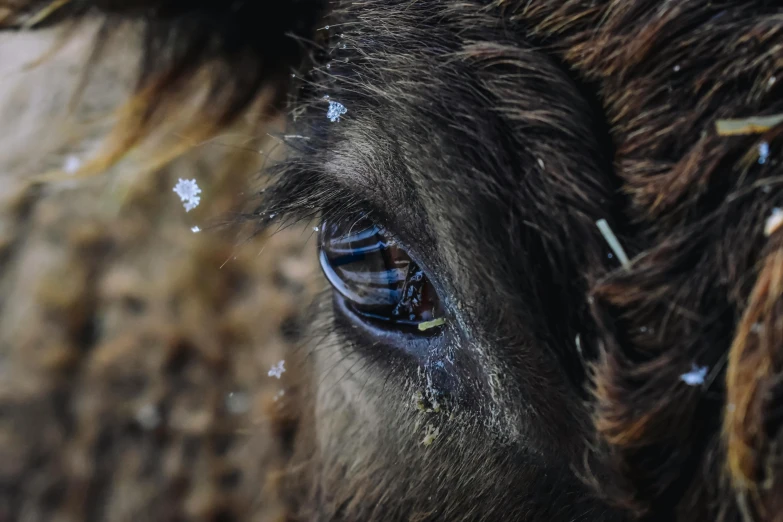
top-left (318, 218), bottom-right (444, 328)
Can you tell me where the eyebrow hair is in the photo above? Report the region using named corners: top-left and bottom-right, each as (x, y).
top-left (254, 97), bottom-right (436, 237)
top-left (259, 147), bottom-right (427, 246)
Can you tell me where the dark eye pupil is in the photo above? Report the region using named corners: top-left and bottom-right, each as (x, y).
top-left (319, 219), bottom-right (442, 327)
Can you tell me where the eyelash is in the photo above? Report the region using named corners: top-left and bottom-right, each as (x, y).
top-left (253, 165), bottom-right (387, 241)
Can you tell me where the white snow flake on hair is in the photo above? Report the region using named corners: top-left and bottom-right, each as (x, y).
top-left (680, 364), bottom-right (708, 386)
top-left (268, 360), bottom-right (286, 379)
top-left (191, 226), bottom-right (201, 233)
top-left (327, 100), bottom-right (348, 122)
top-left (63, 155), bottom-right (81, 174)
top-left (758, 141), bottom-right (770, 165)
top-left (173, 178), bottom-right (202, 212)
top-left (765, 207), bottom-right (783, 237)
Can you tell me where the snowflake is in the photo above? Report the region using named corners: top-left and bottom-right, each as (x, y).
top-left (63, 155), bottom-right (81, 174)
top-left (759, 141), bottom-right (770, 165)
top-left (268, 360), bottom-right (286, 379)
top-left (765, 208), bottom-right (783, 237)
top-left (191, 226), bottom-right (201, 233)
top-left (680, 364), bottom-right (708, 386)
top-left (327, 100), bottom-right (348, 122)
top-left (173, 178), bottom-right (202, 212)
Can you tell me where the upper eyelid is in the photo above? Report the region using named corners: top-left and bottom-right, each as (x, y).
top-left (313, 181), bottom-right (440, 271)
top-left (267, 157), bottom-right (433, 265)
top-left (325, 212), bottom-right (442, 286)
top-left (276, 172), bottom-right (449, 306)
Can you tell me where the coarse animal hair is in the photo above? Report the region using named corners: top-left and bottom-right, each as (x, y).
top-left (3, 1), bottom-right (783, 521)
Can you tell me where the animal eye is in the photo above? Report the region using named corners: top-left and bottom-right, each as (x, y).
top-left (318, 218), bottom-right (444, 330)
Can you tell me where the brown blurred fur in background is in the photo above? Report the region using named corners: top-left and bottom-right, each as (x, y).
top-left (0, 19), bottom-right (319, 521)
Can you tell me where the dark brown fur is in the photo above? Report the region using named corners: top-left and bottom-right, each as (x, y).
top-left (3, 1), bottom-right (783, 521)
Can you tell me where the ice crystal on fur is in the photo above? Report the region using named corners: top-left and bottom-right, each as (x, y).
top-left (680, 364), bottom-right (708, 386)
top-left (327, 100), bottom-right (348, 122)
top-left (759, 141), bottom-right (770, 164)
top-left (268, 360), bottom-right (286, 379)
top-left (765, 208), bottom-right (783, 237)
top-left (173, 178), bottom-right (202, 212)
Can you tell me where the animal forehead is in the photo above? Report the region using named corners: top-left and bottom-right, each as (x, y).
top-left (324, 62), bottom-right (600, 245)
top-left (322, 19), bottom-right (606, 211)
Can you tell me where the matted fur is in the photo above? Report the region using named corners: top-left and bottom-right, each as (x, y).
top-left (3, 1), bottom-right (783, 521)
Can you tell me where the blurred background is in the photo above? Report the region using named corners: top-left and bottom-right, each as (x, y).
top-left (0, 19), bottom-right (319, 521)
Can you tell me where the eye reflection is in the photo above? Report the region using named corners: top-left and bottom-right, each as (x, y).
top-left (318, 218), bottom-right (444, 328)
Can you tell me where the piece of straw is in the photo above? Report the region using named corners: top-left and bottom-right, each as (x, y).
top-left (418, 317), bottom-right (446, 332)
top-left (715, 113), bottom-right (783, 136)
top-left (596, 219), bottom-right (630, 268)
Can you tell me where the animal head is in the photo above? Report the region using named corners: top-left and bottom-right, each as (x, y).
top-left (3, 1), bottom-right (782, 521)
